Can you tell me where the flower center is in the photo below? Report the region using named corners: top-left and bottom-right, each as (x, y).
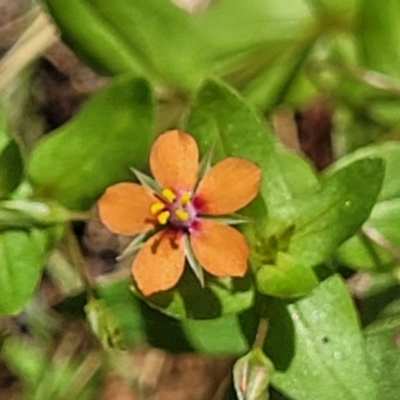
top-left (150, 188), bottom-right (197, 230)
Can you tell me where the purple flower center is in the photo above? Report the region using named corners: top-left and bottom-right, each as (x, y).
top-left (150, 188), bottom-right (198, 230)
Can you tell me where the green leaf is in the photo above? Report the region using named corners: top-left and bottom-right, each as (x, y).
top-left (2, 337), bottom-right (98, 399)
top-left (43, 0), bottom-right (142, 76)
top-left (0, 140), bottom-right (23, 199)
top-left (337, 143), bottom-right (400, 270)
top-left (359, 272), bottom-right (400, 400)
top-left (0, 116), bottom-right (23, 198)
top-left (186, 79), bottom-right (296, 226)
top-left (242, 42), bottom-right (315, 113)
top-left (44, 0), bottom-right (207, 88)
top-left (96, 279), bottom-right (145, 348)
top-left (31, 225), bottom-right (65, 255)
top-left (89, 0), bottom-right (208, 88)
top-left (0, 230), bottom-right (46, 315)
top-left (139, 299), bottom-right (194, 352)
top-left (270, 275), bottom-right (378, 400)
top-left (139, 269), bottom-right (255, 320)
top-left (28, 76), bottom-right (154, 210)
top-left (332, 143), bottom-right (400, 202)
top-left (183, 314), bottom-right (249, 355)
top-left (288, 158), bottom-right (385, 267)
top-left (0, 200), bottom-right (69, 230)
top-left (197, 0), bottom-right (312, 67)
top-left (1, 337), bottom-right (47, 385)
top-left (306, 0), bottom-right (359, 25)
top-left (274, 147), bottom-right (318, 200)
top-left (365, 314), bottom-right (400, 400)
top-left (341, 199), bottom-right (400, 271)
top-left (357, 0), bottom-right (400, 80)
top-left (337, 233), bottom-right (392, 271)
top-left (368, 199), bottom-right (400, 248)
top-left (256, 252), bottom-right (318, 298)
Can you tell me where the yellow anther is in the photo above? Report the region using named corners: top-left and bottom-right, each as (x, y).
top-left (161, 188), bottom-right (176, 203)
top-left (150, 202), bottom-right (164, 215)
top-left (175, 209), bottom-right (189, 222)
top-left (157, 211), bottom-right (170, 225)
top-left (180, 192), bottom-right (191, 206)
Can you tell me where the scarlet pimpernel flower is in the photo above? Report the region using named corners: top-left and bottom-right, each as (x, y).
top-left (98, 130), bottom-right (261, 296)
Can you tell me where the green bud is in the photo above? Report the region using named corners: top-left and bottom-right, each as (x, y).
top-left (85, 298), bottom-right (124, 350)
top-left (233, 349), bottom-right (274, 400)
top-left (256, 251), bottom-right (318, 298)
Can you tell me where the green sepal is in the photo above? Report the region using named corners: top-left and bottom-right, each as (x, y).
top-left (184, 233), bottom-right (205, 287)
top-left (201, 214), bottom-right (252, 225)
top-left (117, 232), bottom-right (150, 262)
top-left (196, 144), bottom-right (214, 184)
top-left (130, 168), bottom-right (161, 195)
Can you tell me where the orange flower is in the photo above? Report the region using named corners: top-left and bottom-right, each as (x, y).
top-left (98, 130), bottom-right (261, 296)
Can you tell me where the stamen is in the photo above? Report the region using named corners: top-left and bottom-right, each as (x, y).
top-left (161, 188), bottom-right (176, 203)
top-left (150, 202), bottom-right (165, 215)
top-left (180, 192), bottom-right (191, 206)
top-left (157, 211), bottom-right (170, 225)
top-left (175, 209), bottom-right (189, 222)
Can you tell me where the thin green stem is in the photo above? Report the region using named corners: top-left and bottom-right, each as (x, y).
top-left (69, 211), bottom-right (94, 222)
top-left (64, 224), bottom-right (94, 300)
top-left (253, 317), bottom-right (269, 350)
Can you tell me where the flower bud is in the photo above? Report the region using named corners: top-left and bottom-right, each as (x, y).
top-left (233, 349), bottom-right (274, 400)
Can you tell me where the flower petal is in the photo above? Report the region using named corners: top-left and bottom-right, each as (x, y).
top-left (132, 230), bottom-right (185, 296)
top-left (98, 182), bottom-right (157, 235)
top-left (150, 130), bottom-right (199, 192)
top-left (195, 157), bottom-right (261, 215)
top-left (190, 220), bottom-right (249, 277)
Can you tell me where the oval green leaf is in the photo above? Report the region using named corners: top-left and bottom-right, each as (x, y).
top-left (0, 230), bottom-right (47, 315)
top-left (137, 269), bottom-right (255, 321)
top-left (270, 275), bottom-right (378, 400)
top-left (183, 315), bottom-right (249, 355)
top-left (44, 0), bottom-right (207, 88)
top-left (187, 79), bottom-right (300, 227)
top-left (357, 0), bottom-right (400, 79)
top-left (28, 76), bottom-right (154, 210)
top-left (289, 157), bottom-right (385, 267)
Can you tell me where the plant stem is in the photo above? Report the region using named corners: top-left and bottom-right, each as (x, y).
top-left (64, 224), bottom-right (94, 299)
top-left (253, 317), bottom-right (268, 350)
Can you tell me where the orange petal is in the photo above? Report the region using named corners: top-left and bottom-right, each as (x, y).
top-left (150, 130), bottom-right (199, 192)
top-left (132, 230), bottom-right (185, 296)
top-left (98, 182), bottom-right (157, 235)
top-left (190, 220), bottom-right (248, 277)
top-left (195, 157), bottom-right (261, 215)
